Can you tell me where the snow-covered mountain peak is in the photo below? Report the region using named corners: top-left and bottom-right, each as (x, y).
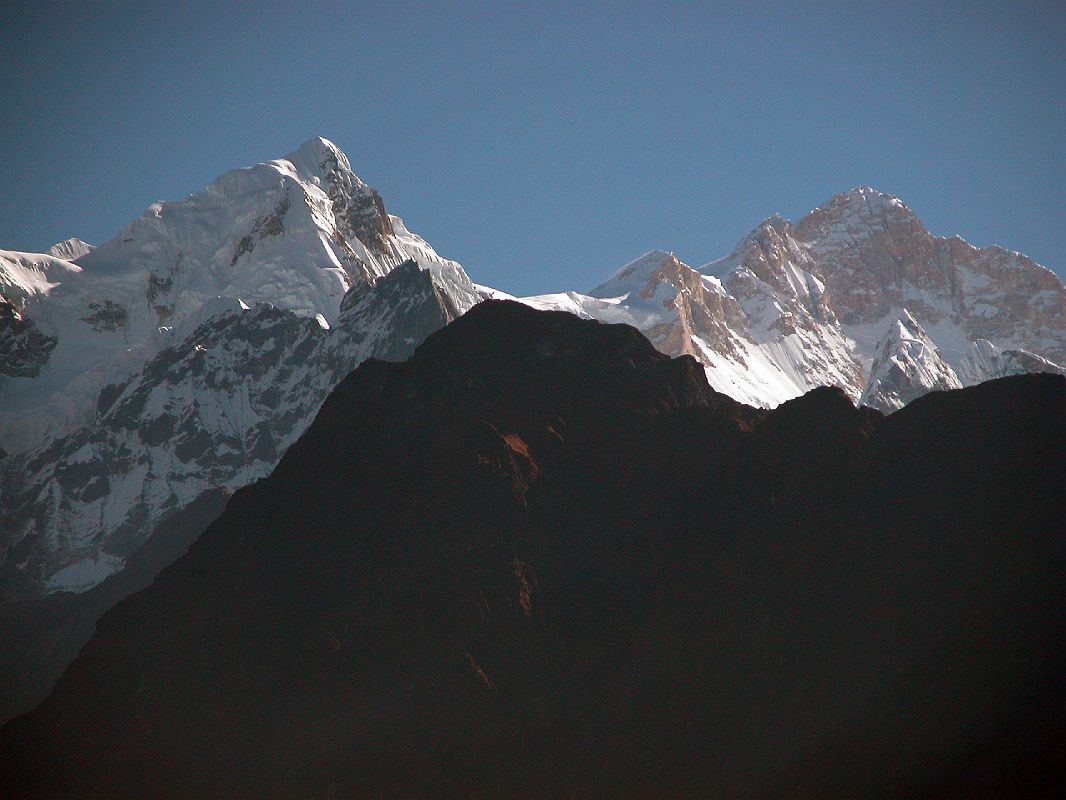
top-left (0, 249), bottom-right (83, 300)
top-left (277, 135), bottom-right (396, 258)
top-left (727, 214), bottom-right (809, 269)
top-left (869, 310), bottom-right (950, 372)
top-left (0, 138), bottom-right (466, 454)
top-left (885, 308), bottom-right (924, 341)
top-left (76, 136), bottom-right (432, 320)
top-left (283, 136), bottom-right (351, 176)
top-left (859, 309), bottom-right (961, 413)
top-left (795, 185), bottom-right (923, 250)
top-left (745, 213), bottom-right (800, 250)
top-left (283, 135), bottom-right (374, 192)
top-left (514, 182), bottom-right (1065, 418)
top-left (699, 214), bottom-right (830, 325)
top-left (818, 185), bottom-right (909, 216)
top-left (701, 214), bottom-right (811, 293)
top-left (755, 212), bottom-right (792, 235)
top-left (203, 137), bottom-right (352, 195)
top-left (48, 238), bottom-right (94, 261)
top-left (699, 188), bottom-right (916, 288)
top-left (588, 250), bottom-right (680, 298)
top-left (842, 184), bottom-right (899, 202)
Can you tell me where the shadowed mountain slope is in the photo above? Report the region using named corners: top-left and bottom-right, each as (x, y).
top-left (2, 301), bottom-right (1063, 799)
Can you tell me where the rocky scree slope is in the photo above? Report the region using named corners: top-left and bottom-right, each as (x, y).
top-left (2, 301), bottom-right (1063, 799)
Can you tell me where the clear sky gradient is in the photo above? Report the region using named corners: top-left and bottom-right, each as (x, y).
top-left (3, 1), bottom-right (1064, 294)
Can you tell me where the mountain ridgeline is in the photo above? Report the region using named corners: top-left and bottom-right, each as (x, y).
top-left (2, 301), bottom-right (1063, 798)
top-left (3, 139), bottom-right (1064, 606)
top-left (2, 138), bottom-right (1066, 790)
top-left (1, 137), bottom-right (479, 600)
top-left (1, 138), bottom-right (483, 723)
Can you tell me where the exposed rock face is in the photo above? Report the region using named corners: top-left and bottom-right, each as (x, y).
top-left (0, 296), bottom-right (56, 377)
top-left (229, 195), bottom-right (290, 265)
top-left (2, 302), bottom-right (1062, 799)
top-left (1, 261), bottom-right (478, 598)
top-left (591, 251), bottom-right (752, 361)
top-left (0, 138), bottom-right (479, 606)
top-left (78, 300), bottom-right (128, 333)
top-left (0, 136), bottom-right (463, 455)
top-left (792, 187), bottom-right (948, 325)
top-left (313, 138), bottom-right (396, 267)
top-left (859, 310), bottom-right (962, 413)
top-left (795, 187), bottom-right (1066, 363)
top-left (339, 260), bottom-right (481, 362)
top-left (517, 186), bottom-right (1066, 410)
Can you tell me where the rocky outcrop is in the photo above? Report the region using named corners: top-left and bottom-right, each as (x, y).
top-left (339, 259), bottom-right (480, 361)
top-left (0, 296), bottom-right (56, 377)
top-left (593, 251), bottom-right (751, 361)
top-left (315, 138), bottom-right (395, 259)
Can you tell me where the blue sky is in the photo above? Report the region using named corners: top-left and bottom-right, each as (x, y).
top-left (3, 1), bottom-right (1064, 294)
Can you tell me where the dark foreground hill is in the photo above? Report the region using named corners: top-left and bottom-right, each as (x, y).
top-left (2, 300), bottom-right (1064, 799)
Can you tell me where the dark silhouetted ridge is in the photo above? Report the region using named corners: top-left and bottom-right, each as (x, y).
top-left (1, 306), bottom-right (1063, 799)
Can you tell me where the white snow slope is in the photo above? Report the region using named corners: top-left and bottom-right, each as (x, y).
top-left (0, 136), bottom-right (460, 454)
top-left (859, 310), bottom-right (962, 413)
top-left (1, 139), bottom-right (478, 593)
